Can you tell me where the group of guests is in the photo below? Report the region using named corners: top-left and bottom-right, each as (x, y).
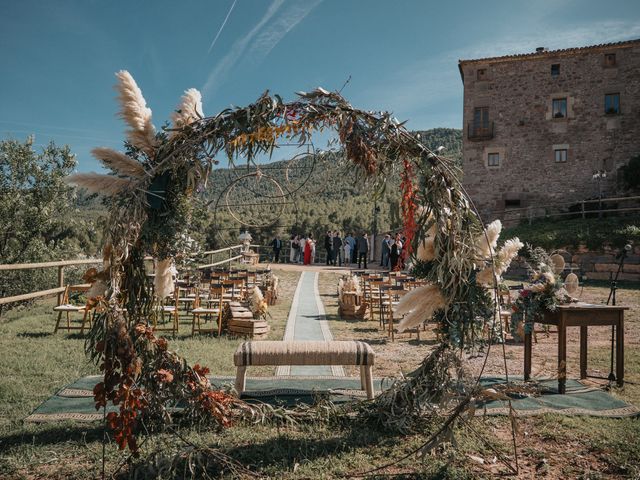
top-left (285, 234), bottom-right (317, 265)
top-left (270, 231), bottom-right (405, 270)
top-left (323, 231), bottom-right (370, 269)
top-left (380, 232), bottom-right (406, 270)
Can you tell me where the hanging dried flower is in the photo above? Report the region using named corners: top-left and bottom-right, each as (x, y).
top-left (115, 70), bottom-right (158, 157)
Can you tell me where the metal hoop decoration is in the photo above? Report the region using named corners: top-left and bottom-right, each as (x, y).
top-left (223, 172), bottom-right (287, 228)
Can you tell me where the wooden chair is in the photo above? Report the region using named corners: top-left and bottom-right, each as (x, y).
top-left (53, 284), bottom-right (92, 333)
top-left (367, 277), bottom-right (389, 324)
top-left (191, 286), bottom-right (223, 335)
top-left (154, 286), bottom-right (179, 335)
top-left (386, 286), bottom-right (411, 342)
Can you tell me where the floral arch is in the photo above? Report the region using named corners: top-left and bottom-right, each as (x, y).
top-left (70, 71), bottom-right (522, 462)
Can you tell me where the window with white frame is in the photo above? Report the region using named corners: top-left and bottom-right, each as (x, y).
top-left (554, 149), bottom-right (567, 163)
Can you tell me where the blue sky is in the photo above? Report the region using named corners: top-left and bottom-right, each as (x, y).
top-left (1, 0), bottom-right (639, 171)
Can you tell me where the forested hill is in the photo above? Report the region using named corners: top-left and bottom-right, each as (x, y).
top-left (204, 128), bottom-right (462, 246)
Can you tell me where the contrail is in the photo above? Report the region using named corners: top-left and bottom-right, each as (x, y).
top-left (207, 0), bottom-right (238, 54)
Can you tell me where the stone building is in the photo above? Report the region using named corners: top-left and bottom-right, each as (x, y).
top-left (458, 39), bottom-right (640, 221)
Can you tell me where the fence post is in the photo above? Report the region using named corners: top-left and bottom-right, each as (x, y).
top-left (57, 266), bottom-right (65, 304)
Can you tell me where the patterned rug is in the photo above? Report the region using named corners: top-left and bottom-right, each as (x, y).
top-left (24, 375), bottom-right (638, 423)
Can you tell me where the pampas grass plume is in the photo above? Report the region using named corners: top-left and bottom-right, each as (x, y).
top-left (92, 147), bottom-right (146, 179)
top-left (476, 267), bottom-right (497, 286)
top-left (154, 259), bottom-right (175, 299)
top-left (66, 173), bottom-right (132, 196)
top-left (171, 88), bottom-right (203, 134)
top-left (495, 237), bottom-right (524, 275)
top-left (115, 70), bottom-right (157, 156)
top-left (475, 219), bottom-right (502, 261)
top-left (394, 284), bottom-right (446, 331)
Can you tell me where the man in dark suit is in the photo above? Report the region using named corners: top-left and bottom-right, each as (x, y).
top-left (270, 236), bottom-right (282, 263)
top-left (356, 232), bottom-right (369, 269)
top-left (324, 231), bottom-right (333, 265)
top-left (333, 231), bottom-right (343, 266)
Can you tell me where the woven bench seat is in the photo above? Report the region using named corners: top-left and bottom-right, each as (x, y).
top-left (233, 340), bottom-right (375, 399)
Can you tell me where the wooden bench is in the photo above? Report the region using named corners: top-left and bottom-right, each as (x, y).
top-left (233, 340), bottom-right (376, 399)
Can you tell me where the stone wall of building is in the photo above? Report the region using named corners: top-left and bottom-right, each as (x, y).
top-left (459, 41), bottom-right (640, 221)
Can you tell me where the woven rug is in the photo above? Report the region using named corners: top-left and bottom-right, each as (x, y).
top-left (24, 375), bottom-right (639, 423)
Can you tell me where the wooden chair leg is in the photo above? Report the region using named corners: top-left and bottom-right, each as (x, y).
top-left (191, 314), bottom-right (197, 335)
top-left (54, 311), bottom-right (63, 333)
top-left (66, 312), bottom-right (71, 331)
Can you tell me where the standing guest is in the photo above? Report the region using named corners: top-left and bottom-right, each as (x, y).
top-left (348, 232), bottom-right (358, 264)
top-left (270, 235), bottom-right (282, 263)
top-left (333, 231), bottom-right (343, 266)
top-left (389, 233), bottom-right (403, 270)
top-left (324, 231), bottom-right (333, 266)
top-left (298, 236), bottom-right (307, 264)
top-left (344, 232), bottom-right (354, 265)
top-left (381, 234), bottom-right (391, 267)
top-left (310, 235), bottom-right (317, 263)
top-left (343, 236), bottom-right (352, 266)
top-left (289, 235), bottom-right (298, 263)
top-left (356, 232), bottom-right (369, 269)
top-left (304, 233), bottom-right (313, 265)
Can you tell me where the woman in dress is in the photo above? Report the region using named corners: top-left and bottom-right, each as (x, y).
top-left (310, 234), bottom-right (316, 263)
top-left (304, 233), bottom-right (313, 265)
top-left (289, 234), bottom-right (297, 263)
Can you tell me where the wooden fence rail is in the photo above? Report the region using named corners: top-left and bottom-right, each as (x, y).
top-left (0, 258), bottom-right (102, 306)
top-left (0, 244), bottom-right (264, 308)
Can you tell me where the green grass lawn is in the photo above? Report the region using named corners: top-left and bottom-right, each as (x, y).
top-left (1, 270), bottom-right (639, 479)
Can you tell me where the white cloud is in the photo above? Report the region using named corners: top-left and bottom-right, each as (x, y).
top-left (202, 0), bottom-right (322, 99)
top-left (248, 0), bottom-right (323, 61)
top-left (202, 0), bottom-right (285, 97)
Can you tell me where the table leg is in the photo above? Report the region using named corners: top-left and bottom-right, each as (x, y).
top-left (616, 315), bottom-right (624, 388)
top-left (580, 325), bottom-right (588, 379)
top-left (524, 328), bottom-right (532, 381)
top-left (558, 318), bottom-right (567, 394)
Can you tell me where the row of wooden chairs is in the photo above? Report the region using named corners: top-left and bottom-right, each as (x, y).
top-left (353, 271), bottom-right (429, 342)
top-left (53, 268), bottom-right (267, 335)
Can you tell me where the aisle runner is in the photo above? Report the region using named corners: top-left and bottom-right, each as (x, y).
top-left (276, 271), bottom-right (344, 377)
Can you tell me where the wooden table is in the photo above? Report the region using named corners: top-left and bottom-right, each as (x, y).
top-left (524, 303), bottom-right (628, 394)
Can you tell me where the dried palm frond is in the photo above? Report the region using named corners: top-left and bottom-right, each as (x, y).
top-left (395, 284), bottom-right (446, 331)
top-left (115, 70), bottom-right (157, 157)
top-left (67, 172), bottom-right (132, 196)
top-left (91, 147), bottom-right (146, 179)
top-left (475, 219), bottom-right (502, 262)
top-left (154, 259), bottom-right (175, 299)
top-left (416, 222), bottom-right (437, 262)
top-left (171, 88), bottom-right (204, 134)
